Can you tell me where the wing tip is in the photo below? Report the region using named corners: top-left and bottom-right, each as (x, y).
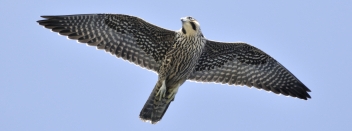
top-left (294, 88), bottom-right (312, 100)
top-left (40, 15), bottom-right (54, 19)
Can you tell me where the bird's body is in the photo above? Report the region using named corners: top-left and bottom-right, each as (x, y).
top-left (140, 17), bottom-right (206, 123)
top-left (37, 14), bottom-right (311, 124)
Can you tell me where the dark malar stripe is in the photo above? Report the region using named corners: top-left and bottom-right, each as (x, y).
top-left (190, 22), bottom-right (197, 31)
top-left (182, 27), bottom-right (186, 34)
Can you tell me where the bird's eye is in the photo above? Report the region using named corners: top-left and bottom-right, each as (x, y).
top-left (188, 17), bottom-right (193, 20)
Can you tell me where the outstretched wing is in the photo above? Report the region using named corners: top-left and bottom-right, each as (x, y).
top-left (188, 40), bottom-right (311, 100)
top-left (37, 14), bottom-right (177, 72)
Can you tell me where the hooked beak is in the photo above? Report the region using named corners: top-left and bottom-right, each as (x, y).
top-left (180, 17), bottom-right (187, 23)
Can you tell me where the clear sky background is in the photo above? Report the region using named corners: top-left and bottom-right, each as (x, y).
top-left (1, 0), bottom-right (351, 131)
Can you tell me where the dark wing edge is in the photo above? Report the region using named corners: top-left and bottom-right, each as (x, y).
top-left (37, 14), bottom-right (177, 73)
top-left (188, 40), bottom-right (311, 100)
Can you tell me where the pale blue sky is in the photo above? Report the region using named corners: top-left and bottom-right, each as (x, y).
top-left (1, 0), bottom-right (352, 131)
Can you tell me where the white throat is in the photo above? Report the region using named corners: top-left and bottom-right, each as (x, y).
top-left (180, 17), bottom-right (202, 37)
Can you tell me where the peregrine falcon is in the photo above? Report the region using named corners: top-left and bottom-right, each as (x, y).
top-left (37, 14), bottom-right (311, 124)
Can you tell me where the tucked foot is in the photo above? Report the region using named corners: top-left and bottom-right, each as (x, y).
top-left (166, 84), bottom-right (180, 103)
top-left (155, 80), bottom-right (167, 101)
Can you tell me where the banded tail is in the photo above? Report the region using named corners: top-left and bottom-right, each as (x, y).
top-left (139, 80), bottom-right (173, 124)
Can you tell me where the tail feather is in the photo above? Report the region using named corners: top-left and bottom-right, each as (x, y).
top-left (139, 81), bottom-right (172, 124)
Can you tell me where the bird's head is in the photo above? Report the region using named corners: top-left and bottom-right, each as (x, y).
top-left (180, 16), bottom-right (202, 36)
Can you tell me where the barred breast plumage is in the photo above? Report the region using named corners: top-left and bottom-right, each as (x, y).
top-left (37, 14), bottom-right (311, 124)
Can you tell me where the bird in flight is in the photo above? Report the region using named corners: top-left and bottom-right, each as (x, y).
top-left (37, 14), bottom-right (311, 124)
